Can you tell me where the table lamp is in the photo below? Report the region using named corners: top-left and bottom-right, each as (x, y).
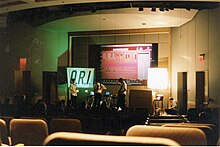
top-left (147, 68), bottom-right (168, 114)
top-left (148, 68), bottom-right (168, 97)
top-left (148, 68), bottom-right (168, 115)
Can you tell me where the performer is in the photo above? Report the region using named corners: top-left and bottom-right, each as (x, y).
top-left (117, 78), bottom-right (127, 110)
top-left (69, 79), bottom-right (79, 108)
top-left (93, 81), bottom-right (106, 108)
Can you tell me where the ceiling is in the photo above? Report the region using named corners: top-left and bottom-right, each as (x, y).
top-left (38, 8), bottom-right (198, 32)
top-left (0, 0), bottom-right (219, 32)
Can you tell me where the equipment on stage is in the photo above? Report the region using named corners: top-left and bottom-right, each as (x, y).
top-left (86, 91), bottom-right (118, 108)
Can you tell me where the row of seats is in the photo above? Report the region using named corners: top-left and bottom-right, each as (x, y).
top-left (44, 132), bottom-right (180, 146)
top-left (0, 117), bottom-right (218, 146)
top-left (44, 124), bottom-right (212, 146)
top-left (162, 123), bottom-right (218, 145)
top-left (0, 117), bottom-right (82, 145)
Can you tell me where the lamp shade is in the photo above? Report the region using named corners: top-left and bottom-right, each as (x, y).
top-left (147, 68), bottom-right (168, 89)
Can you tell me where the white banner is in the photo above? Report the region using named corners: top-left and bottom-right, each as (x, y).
top-left (67, 67), bottom-right (95, 88)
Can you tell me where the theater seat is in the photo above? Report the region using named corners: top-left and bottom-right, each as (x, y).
top-left (126, 125), bottom-right (207, 146)
top-left (162, 123), bottom-right (218, 145)
top-left (49, 118), bottom-right (82, 134)
top-left (0, 116), bottom-right (13, 134)
top-left (217, 137), bottom-right (220, 146)
top-left (10, 119), bottom-right (48, 146)
top-left (0, 119), bottom-right (9, 145)
top-left (43, 132), bottom-right (180, 146)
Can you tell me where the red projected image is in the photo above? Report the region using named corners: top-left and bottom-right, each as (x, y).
top-left (101, 44), bottom-right (152, 85)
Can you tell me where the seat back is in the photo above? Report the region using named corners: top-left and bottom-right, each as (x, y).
top-left (0, 119), bottom-right (9, 144)
top-left (0, 116), bottom-right (13, 134)
top-left (126, 125), bottom-right (207, 146)
top-left (43, 132), bottom-right (180, 146)
top-left (217, 137), bottom-right (220, 146)
top-left (178, 123), bottom-right (218, 139)
top-left (10, 119), bottom-right (48, 145)
top-left (49, 118), bottom-right (82, 134)
top-left (162, 123), bottom-right (218, 145)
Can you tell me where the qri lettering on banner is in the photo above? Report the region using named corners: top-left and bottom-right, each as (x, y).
top-left (67, 67), bottom-right (95, 88)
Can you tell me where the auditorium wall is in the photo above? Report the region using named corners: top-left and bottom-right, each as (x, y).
top-left (0, 21), bottom-right (68, 103)
top-left (171, 6), bottom-right (220, 109)
top-left (1, 6), bottom-right (219, 112)
top-left (4, 7), bottom-right (219, 110)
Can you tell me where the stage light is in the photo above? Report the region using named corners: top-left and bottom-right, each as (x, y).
top-left (159, 7), bottom-right (164, 11)
top-left (139, 7), bottom-right (144, 11)
top-left (151, 7), bottom-right (156, 12)
top-left (165, 8), bottom-right (169, 11)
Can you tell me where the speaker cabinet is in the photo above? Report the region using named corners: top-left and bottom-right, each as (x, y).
top-left (43, 71), bottom-right (57, 104)
top-left (129, 90), bottom-right (153, 114)
top-left (14, 71), bottom-right (31, 97)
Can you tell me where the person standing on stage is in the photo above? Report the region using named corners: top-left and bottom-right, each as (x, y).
top-left (93, 81), bottom-right (106, 108)
top-left (117, 78), bottom-right (127, 110)
top-left (69, 79), bottom-right (79, 108)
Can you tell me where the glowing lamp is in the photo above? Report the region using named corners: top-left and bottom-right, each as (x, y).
top-left (148, 68), bottom-right (168, 115)
top-left (148, 68), bottom-right (168, 90)
top-left (148, 68), bottom-right (168, 99)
